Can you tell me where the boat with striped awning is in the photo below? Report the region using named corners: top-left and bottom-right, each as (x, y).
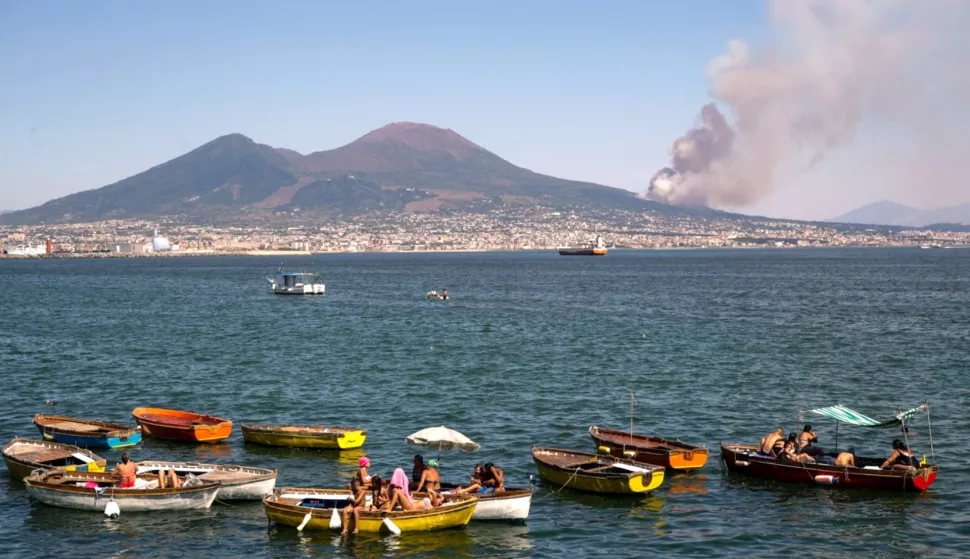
top-left (722, 401), bottom-right (938, 492)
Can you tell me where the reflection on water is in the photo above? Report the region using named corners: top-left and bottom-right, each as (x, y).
top-left (267, 523), bottom-right (478, 558)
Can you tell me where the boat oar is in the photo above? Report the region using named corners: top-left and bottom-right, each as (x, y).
top-left (382, 514), bottom-right (401, 536)
top-left (297, 512), bottom-right (312, 531)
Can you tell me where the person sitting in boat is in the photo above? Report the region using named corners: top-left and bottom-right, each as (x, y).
top-left (411, 455), bottom-right (427, 488)
top-left (834, 448), bottom-right (857, 468)
top-left (798, 424), bottom-right (822, 456)
top-left (455, 464), bottom-right (485, 494)
top-left (780, 434), bottom-right (815, 463)
top-left (157, 468), bottom-right (181, 489)
top-left (341, 478), bottom-right (366, 534)
top-left (482, 462), bottom-right (505, 492)
top-left (356, 456), bottom-right (373, 487)
top-left (759, 428), bottom-right (785, 457)
top-left (386, 468), bottom-right (434, 510)
top-left (415, 458), bottom-right (444, 506)
top-left (112, 452), bottom-right (138, 488)
top-left (881, 440), bottom-right (919, 472)
top-left (441, 289), bottom-right (448, 300)
top-left (367, 475), bottom-right (389, 511)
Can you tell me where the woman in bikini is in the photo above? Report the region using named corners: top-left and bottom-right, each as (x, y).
top-left (386, 468), bottom-right (433, 510)
top-left (881, 440), bottom-right (919, 472)
top-left (455, 464), bottom-right (484, 495)
top-left (415, 459), bottom-right (444, 506)
top-left (368, 475), bottom-right (389, 511)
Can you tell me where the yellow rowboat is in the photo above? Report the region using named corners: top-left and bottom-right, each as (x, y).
top-left (241, 424), bottom-right (366, 450)
top-left (532, 446), bottom-right (665, 494)
top-left (3, 438), bottom-right (106, 480)
top-left (265, 487), bottom-right (477, 533)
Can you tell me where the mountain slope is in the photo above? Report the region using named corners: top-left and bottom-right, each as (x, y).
top-left (830, 200), bottom-right (970, 227)
top-left (3, 134), bottom-right (298, 224)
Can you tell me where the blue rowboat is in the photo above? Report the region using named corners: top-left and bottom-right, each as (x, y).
top-left (33, 414), bottom-right (142, 449)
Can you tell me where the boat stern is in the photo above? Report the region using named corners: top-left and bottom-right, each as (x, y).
top-left (337, 430), bottom-right (367, 450)
top-left (630, 468), bottom-right (665, 492)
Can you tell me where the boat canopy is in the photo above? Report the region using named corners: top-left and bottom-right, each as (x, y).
top-left (804, 403), bottom-right (927, 428)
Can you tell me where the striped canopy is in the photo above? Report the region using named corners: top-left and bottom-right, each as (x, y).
top-left (804, 403), bottom-right (927, 428)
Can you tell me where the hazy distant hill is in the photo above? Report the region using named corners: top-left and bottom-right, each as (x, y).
top-left (830, 200), bottom-right (970, 227)
top-left (2, 122), bottom-right (679, 225)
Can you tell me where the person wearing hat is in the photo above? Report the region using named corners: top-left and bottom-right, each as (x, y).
top-left (415, 458), bottom-right (443, 506)
top-left (357, 456), bottom-right (373, 487)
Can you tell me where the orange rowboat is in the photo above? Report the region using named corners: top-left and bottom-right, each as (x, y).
top-left (589, 426), bottom-right (708, 470)
top-left (132, 407), bottom-right (232, 443)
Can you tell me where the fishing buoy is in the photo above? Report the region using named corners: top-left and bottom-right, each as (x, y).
top-left (329, 507), bottom-right (341, 529)
top-left (104, 501), bottom-right (120, 519)
top-left (814, 475), bottom-right (838, 485)
top-left (45, 399), bottom-right (56, 406)
top-left (297, 512), bottom-right (312, 531)
top-left (382, 516), bottom-right (401, 536)
top-left (597, 446), bottom-right (611, 455)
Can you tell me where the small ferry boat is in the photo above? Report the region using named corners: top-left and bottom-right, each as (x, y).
top-left (132, 407), bottom-right (233, 443)
top-left (267, 487), bottom-right (478, 533)
top-left (558, 236), bottom-right (608, 256)
top-left (3, 438), bottom-right (106, 480)
top-left (34, 414), bottom-right (142, 449)
top-left (136, 460), bottom-right (277, 500)
top-left (268, 264), bottom-right (325, 295)
top-left (241, 424), bottom-right (366, 450)
top-left (589, 426), bottom-right (709, 470)
top-left (24, 470), bottom-right (220, 512)
top-left (531, 447), bottom-right (665, 494)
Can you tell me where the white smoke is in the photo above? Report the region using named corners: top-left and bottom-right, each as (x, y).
top-left (647, 0), bottom-right (970, 208)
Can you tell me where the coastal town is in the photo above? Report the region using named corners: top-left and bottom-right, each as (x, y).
top-left (2, 207), bottom-right (968, 257)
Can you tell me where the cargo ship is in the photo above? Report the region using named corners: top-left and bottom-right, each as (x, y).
top-left (558, 236), bottom-right (608, 256)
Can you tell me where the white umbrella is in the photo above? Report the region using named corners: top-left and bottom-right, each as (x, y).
top-left (406, 426), bottom-right (480, 453)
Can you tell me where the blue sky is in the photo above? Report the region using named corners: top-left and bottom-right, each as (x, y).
top-left (5, 0), bottom-right (884, 219)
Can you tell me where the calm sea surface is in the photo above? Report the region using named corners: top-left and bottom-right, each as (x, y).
top-left (1, 248), bottom-right (968, 558)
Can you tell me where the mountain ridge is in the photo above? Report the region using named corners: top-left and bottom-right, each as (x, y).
top-left (829, 200), bottom-right (970, 227)
top-left (3, 122), bottom-right (684, 225)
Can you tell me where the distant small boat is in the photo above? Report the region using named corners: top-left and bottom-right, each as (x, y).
top-left (266, 487), bottom-right (478, 533)
top-left (136, 460), bottom-right (277, 500)
top-left (426, 291), bottom-right (449, 300)
top-left (558, 235), bottom-right (608, 256)
top-left (3, 438), bottom-right (106, 480)
top-left (132, 407), bottom-right (232, 443)
top-left (268, 265), bottom-right (325, 295)
top-left (531, 446), bottom-right (665, 494)
top-left (241, 424), bottom-right (366, 450)
top-left (33, 414), bottom-right (142, 449)
top-left (589, 426), bottom-right (709, 470)
top-left (24, 469), bottom-right (220, 512)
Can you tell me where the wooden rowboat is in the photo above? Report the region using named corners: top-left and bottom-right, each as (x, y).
top-left (720, 443), bottom-right (939, 492)
top-left (3, 438), bottom-right (106, 480)
top-left (33, 414), bottom-right (142, 449)
top-left (132, 407), bottom-right (232, 443)
top-left (439, 483), bottom-right (532, 521)
top-left (532, 446), bottom-right (665, 494)
top-left (589, 426), bottom-right (708, 470)
top-left (266, 487), bottom-right (477, 533)
top-left (23, 469), bottom-right (220, 512)
top-left (136, 460), bottom-right (277, 500)
top-left (241, 424), bottom-right (366, 450)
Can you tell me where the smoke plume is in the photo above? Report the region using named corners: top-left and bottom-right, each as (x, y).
top-left (647, 0), bottom-right (970, 208)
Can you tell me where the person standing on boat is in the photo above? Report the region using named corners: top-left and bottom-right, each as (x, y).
top-left (112, 452), bottom-right (137, 488)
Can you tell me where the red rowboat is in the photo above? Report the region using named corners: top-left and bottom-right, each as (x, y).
top-left (132, 407), bottom-right (232, 443)
top-left (589, 426), bottom-right (708, 470)
top-left (720, 443), bottom-right (938, 492)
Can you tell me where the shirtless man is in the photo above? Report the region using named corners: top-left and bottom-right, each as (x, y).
top-left (834, 449), bottom-right (856, 467)
top-left (760, 428), bottom-right (785, 456)
top-left (112, 452), bottom-right (138, 488)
